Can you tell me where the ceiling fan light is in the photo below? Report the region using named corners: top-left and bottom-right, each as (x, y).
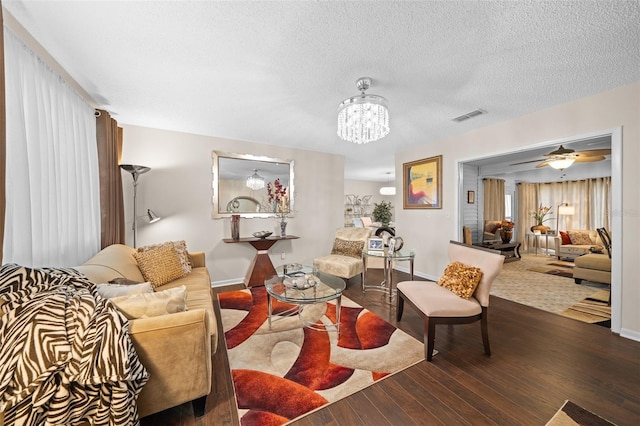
top-left (380, 186), bottom-right (396, 195)
top-left (549, 158), bottom-right (576, 170)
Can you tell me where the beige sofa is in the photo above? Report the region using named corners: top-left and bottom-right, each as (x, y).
top-left (554, 229), bottom-right (602, 260)
top-left (75, 244), bottom-right (217, 419)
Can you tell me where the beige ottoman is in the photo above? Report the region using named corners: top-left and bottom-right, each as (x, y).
top-left (573, 253), bottom-right (611, 285)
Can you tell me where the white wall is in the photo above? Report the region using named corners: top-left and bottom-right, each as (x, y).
top-left (394, 82), bottom-right (640, 339)
top-left (120, 125), bottom-right (345, 285)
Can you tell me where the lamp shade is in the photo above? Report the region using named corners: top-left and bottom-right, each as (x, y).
top-left (380, 186), bottom-right (396, 195)
top-left (147, 209), bottom-right (161, 223)
top-left (558, 205), bottom-right (575, 215)
top-left (549, 158), bottom-right (575, 170)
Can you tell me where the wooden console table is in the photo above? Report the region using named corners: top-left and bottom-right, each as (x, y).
top-left (223, 235), bottom-right (299, 287)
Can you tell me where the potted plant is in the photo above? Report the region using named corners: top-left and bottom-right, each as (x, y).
top-left (530, 204), bottom-right (553, 234)
top-left (372, 201), bottom-right (393, 225)
top-left (500, 220), bottom-right (515, 243)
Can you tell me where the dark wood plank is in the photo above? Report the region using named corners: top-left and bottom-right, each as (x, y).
top-left (142, 269), bottom-right (640, 426)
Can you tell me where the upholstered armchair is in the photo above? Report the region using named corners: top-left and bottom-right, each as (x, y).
top-left (313, 227), bottom-right (372, 282)
top-left (483, 220), bottom-right (502, 243)
top-left (396, 241), bottom-right (504, 361)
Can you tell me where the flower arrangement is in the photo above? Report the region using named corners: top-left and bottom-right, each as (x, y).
top-left (500, 220), bottom-right (515, 230)
top-left (530, 204), bottom-right (553, 225)
top-left (267, 179), bottom-right (288, 219)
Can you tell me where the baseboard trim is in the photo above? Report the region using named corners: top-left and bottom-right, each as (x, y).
top-left (620, 327), bottom-right (640, 343)
top-left (211, 278), bottom-right (244, 288)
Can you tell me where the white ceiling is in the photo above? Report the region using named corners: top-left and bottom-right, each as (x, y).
top-left (4, 1), bottom-right (639, 181)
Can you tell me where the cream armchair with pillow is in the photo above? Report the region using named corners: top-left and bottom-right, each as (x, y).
top-left (74, 243), bottom-right (217, 419)
top-left (313, 227), bottom-right (372, 283)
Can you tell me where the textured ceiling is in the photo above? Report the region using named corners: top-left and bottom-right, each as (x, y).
top-left (3, 1), bottom-right (640, 181)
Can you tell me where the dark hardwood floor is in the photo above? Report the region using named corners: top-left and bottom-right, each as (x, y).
top-left (141, 270), bottom-right (640, 425)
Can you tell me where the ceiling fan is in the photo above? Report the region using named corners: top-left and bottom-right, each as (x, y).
top-left (510, 145), bottom-right (611, 170)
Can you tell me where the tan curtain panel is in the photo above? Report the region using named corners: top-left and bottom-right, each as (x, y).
top-left (516, 182), bottom-right (539, 250)
top-left (96, 109), bottom-right (125, 248)
top-left (0, 4), bottom-right (6, 263)
top-left (482, 178), bottom-right (505, 222)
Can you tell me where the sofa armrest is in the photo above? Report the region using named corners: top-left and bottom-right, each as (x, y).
top-left (128, 309), bottom-right (212, 418)
top-left (189, 251), bottom-right (206, 268)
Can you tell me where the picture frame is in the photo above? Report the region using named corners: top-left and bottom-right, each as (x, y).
top-left (403, 155), bottom-right (443, 209)
top-left (367, 237), bottom-right (384, 252)
top-left (467, 190), bottom-right (475, 204)
top-left (388, 237), bottom-right (396, 254)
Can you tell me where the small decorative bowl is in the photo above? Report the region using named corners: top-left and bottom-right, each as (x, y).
top-left (252, 231), bottom-right (273, 239)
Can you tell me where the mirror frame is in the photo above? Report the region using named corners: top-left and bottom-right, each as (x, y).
top-left (211, 151), bottom-right (295, 219)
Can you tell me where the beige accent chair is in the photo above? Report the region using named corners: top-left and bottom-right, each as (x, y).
top-left (313, 227), bottom-right (372, 282)
top-left (396, 241), bottom-right (504, 361)
top-left (483, 220), bottom-right (502, 243)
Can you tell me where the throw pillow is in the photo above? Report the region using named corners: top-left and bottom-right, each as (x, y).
top-left (559, 231), bottom-right (571, 245)
top-left (96, 282), bottom-right (153, 298)
top-left (331, 238), bottom-right (364, 259)
top-left (133, 244), bottom-right (186, 288)
top-left (568, 230), bottom-right (593, 245)
top-left (138, 240), bottom-right (192, 274)
top-left (438, 261), bottom-right (484, 300)
top-left (110, 285), bottom-right (187, 319)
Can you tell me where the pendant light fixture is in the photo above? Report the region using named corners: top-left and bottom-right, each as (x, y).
top-left (337, 77), bottom-right (390, 144)
top-left (246, 169), bottom-right (265, 190)
top-left (380, 172), bottom-right (396, 195)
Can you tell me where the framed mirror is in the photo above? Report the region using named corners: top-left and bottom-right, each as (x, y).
top-left (212, 151), bottom-right (294, 218)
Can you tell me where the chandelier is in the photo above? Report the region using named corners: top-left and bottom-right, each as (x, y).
top-left (337, 77), bottom-right (389, 144)
top-left (246, 169), bottom-right (265, 190)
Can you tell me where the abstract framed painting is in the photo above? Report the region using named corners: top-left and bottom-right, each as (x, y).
top-left (403, 155), bottom-right (442, 209)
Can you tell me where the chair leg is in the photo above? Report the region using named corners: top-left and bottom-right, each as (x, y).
top-left (425, 316), bottom-right (436, 361)
top-left (480, 309), bottom-right (491, 356)
top-left (396, 293), bottom-right (404, 321)
top-left (192, 395), bottom-right (207, 418)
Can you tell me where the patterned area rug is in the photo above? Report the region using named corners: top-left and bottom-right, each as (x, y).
top-left (560, 290), bottom-right (611, 325)
top-left (218, 286), bottom-right (424, 425)
top-left (491, 254), bottom-right (603, 315)
top-left (527, 261), bottom-right (574, 278)
top-left (546, 400), bottom-right (616, 425)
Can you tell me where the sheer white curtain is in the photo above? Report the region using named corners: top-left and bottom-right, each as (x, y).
top-left (3, 28), bottom-right (100, 267)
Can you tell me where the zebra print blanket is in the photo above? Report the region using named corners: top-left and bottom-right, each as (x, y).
top-left (0, 264), bottom-right (149, 425)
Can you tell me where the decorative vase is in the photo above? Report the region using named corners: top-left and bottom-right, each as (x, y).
top-left (531, 224), bottom-right (550, 234)
top-left (231, 215), bottom-right (240, 240)
top-left (279, 220), bottom-right (287, 237)
top-left (500, 229), bottom-right (513, 243)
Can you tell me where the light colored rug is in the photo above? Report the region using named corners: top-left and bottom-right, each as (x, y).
top-left (218, 286), bottom-right (424, 425)
top-left (491, 253), bottom-right (608, 315)
top-left (546, 400), bottom-right (616, 425)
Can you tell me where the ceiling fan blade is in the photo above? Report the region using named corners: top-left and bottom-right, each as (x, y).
top-left (575, 149), bottom-right (611, 157)
top-left (510, 159), bottom-right (545, 166)
top-left (573, 155), bottom-right (606, 163)
top-left (535, 161), bottom-right (551, 168)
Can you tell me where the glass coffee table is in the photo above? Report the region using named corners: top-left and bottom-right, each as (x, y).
top-left (264, 264), bottom-right (346, 332)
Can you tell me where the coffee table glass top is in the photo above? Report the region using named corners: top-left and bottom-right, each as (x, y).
top-left (265, 264), bottom-right (345, 304)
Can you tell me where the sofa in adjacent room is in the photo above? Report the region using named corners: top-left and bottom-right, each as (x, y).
top-left (75, 243), bottom-right (217, 419)
top-left (554, 229), bottom-right (603, 260)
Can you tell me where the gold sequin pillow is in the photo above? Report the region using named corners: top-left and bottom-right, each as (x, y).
top-left (568, 230), bottom-right (593, 245)
top-left (138, 240), bottom-right (192, 274)
top-left (438, 261), bottom-right (484, 299)
top-left (331, 238), bottom-right (364, 259)
top-left (133, 244), bottom-right (186, 288)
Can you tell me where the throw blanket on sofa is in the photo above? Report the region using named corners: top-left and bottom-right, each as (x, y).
top-left (0, 264), bottom-right (149, 425)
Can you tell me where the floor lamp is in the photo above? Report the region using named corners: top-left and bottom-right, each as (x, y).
top-left (120, 164), bottom-right (151, 248)
top-left (556, 203), bottom-right (575, 232)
